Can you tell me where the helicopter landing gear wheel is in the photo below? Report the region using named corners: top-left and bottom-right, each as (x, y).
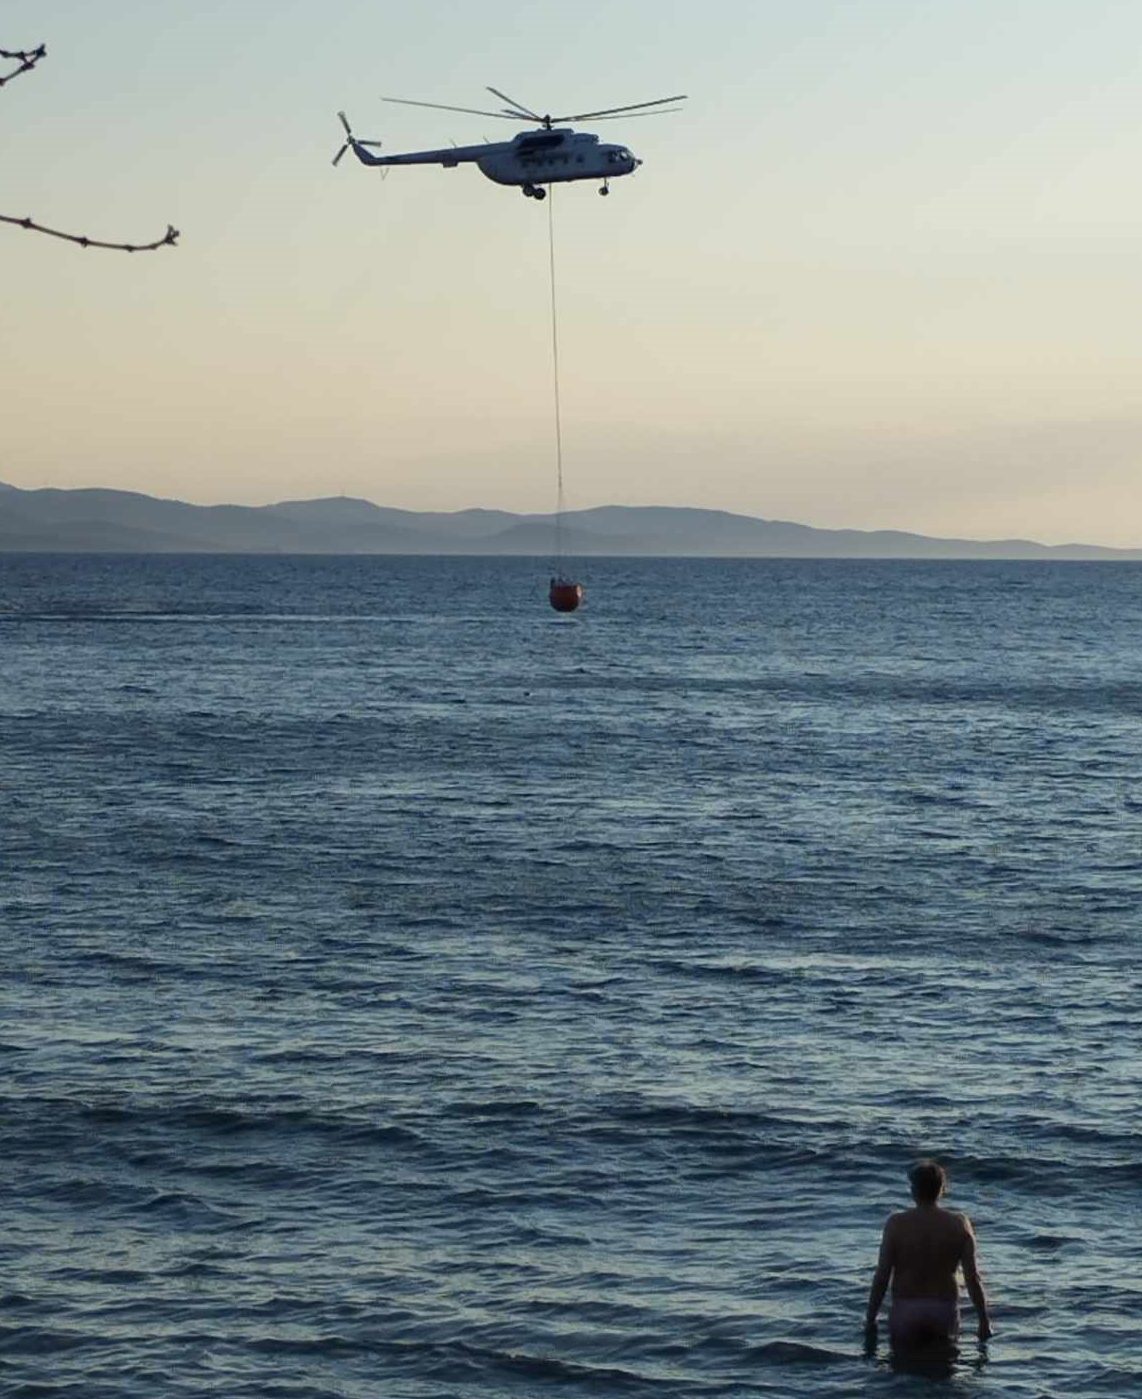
top-left (599, 182), bottom-right (610, 196)
top-left (533, 185), bottom-right (547, 200)
top-left (522, 182), bottom-right (538, 198)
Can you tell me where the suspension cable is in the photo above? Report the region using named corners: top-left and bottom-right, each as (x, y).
top-left (547, 184), bottom-right (565, 573)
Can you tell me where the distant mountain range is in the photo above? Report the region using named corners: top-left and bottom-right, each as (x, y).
top-left (1, 481), bottom-right (1138, 559)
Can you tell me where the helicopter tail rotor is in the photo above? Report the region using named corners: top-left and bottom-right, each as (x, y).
top-left (332, 111), bottom-right (384, 167)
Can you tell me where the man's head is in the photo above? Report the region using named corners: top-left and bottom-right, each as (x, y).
top-left (908, 1159), bottom-right (947, 1204)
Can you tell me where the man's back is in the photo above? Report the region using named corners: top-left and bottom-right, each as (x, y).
top-left (885, 1205), bottom-right (972, 1300)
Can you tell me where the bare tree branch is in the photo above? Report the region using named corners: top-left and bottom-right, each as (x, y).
top-left (0, 43), bottom-right (45, 87)
top-left (3, 40), bottom-right (179, 250)
top-left (0, 213), bottom-right (179, 251)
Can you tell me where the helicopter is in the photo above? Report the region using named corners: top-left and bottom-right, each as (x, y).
top-left (331, 86), bottom-right (686, 198)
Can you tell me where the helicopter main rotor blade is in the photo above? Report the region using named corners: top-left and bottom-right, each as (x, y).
top-left (589, 108), bottom-right (684, 120)
top-left (486, 85), bottom-right (541, 119)
top-left (338, 110), bottom-right (352, 135)
top-left (332, 144), bottom-right (349, 167)
top-left (553, 94), bottom-right (688, 122)
top-left (382, 95), bottom-right (522, 121)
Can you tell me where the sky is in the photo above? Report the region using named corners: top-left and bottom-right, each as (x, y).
top-left (4, 0), bottom-right (1142, 545)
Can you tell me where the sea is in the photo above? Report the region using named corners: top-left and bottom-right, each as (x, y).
top-left (2, 551), bottom-right (1140, 1399)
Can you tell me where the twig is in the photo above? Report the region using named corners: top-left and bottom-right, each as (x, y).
top-left (3, 40), bottom-right (180, 251)
top-left (0, 44), bottom-right (45, 87)
top-left (0, 213), bottom-right (179, 251)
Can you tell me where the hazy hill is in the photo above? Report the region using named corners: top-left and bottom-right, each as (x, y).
top-left (1, 483), bottom-right (1138, 559)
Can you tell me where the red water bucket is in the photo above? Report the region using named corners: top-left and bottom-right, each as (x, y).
top-left (549, 579), bottom-right (584, 612)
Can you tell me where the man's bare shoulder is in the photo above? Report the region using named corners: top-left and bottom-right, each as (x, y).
top-left (942, 1208), bottom-right (974, 1232)
top-left (882, 1209), bottom-right (920, 1235)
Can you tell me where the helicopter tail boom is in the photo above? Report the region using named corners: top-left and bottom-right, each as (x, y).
top-left (332, 114), bottom-right (495, 170)
top-left (350, 142), bottom-right (493, 169)
top-left (347, 140), bottom-right (388, 167)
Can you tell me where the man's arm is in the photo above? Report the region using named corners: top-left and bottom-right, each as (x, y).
top-left (864, 1218), bottom-right (895, 1335)
top-left (960, 1217), bottom-right (992, 1340)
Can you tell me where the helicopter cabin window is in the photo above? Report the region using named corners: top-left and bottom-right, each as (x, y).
top-left (518, 133), bottom-right (565, 155)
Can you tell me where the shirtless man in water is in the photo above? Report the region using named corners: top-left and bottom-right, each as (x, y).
top-left (864, 1160), bottom-right (992, 1349)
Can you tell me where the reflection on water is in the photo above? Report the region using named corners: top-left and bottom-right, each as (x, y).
top-left (865, 1331), bottom-right (990, 1383)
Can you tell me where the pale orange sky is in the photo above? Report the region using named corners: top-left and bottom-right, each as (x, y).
top-left (5, 0), bottom-right (1142, 546)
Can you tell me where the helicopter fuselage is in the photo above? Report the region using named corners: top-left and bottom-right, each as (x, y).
top-left (347, 127), bottom-right (639, 193)
top-left (479, 129), bottom-right (638, 185)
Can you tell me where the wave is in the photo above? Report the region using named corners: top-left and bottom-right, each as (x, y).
top-left (743, 1340), bottom-right (847, 1365)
